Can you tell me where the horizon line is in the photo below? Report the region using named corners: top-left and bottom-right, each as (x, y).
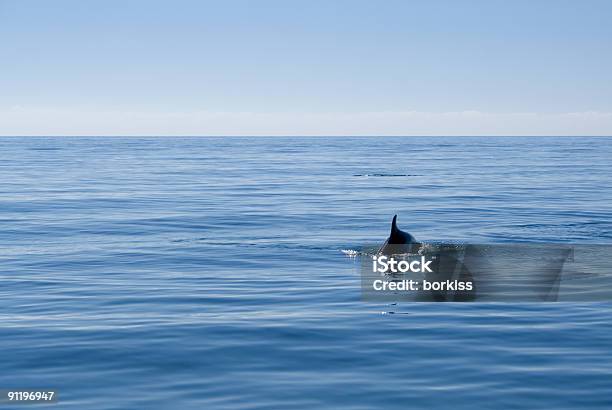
top-left (2, 135), bottom-right (612, 138)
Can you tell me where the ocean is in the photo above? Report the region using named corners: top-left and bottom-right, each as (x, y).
top-left (1, 136), bottom-right (611, 409)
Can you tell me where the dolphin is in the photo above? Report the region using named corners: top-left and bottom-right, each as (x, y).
top-left (378, 215), bottom-right (421, 255)
top-left (376, 215), bottom-right (476, 301)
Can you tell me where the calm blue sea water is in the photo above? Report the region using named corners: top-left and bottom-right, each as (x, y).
top-left (1, 136), bottom-right (612, 409)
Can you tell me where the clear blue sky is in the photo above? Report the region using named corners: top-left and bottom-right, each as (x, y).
top-left (1, 0), bottom-right (611, 135)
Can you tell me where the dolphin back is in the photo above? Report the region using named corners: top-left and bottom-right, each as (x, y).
top-left (378, 215), bottom-right (420, 254)
top-left (388, 215), bottom-right (416, 244)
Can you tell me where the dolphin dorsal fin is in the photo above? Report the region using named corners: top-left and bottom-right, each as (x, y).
top-left (391, 214), bottom-right (398, 234)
